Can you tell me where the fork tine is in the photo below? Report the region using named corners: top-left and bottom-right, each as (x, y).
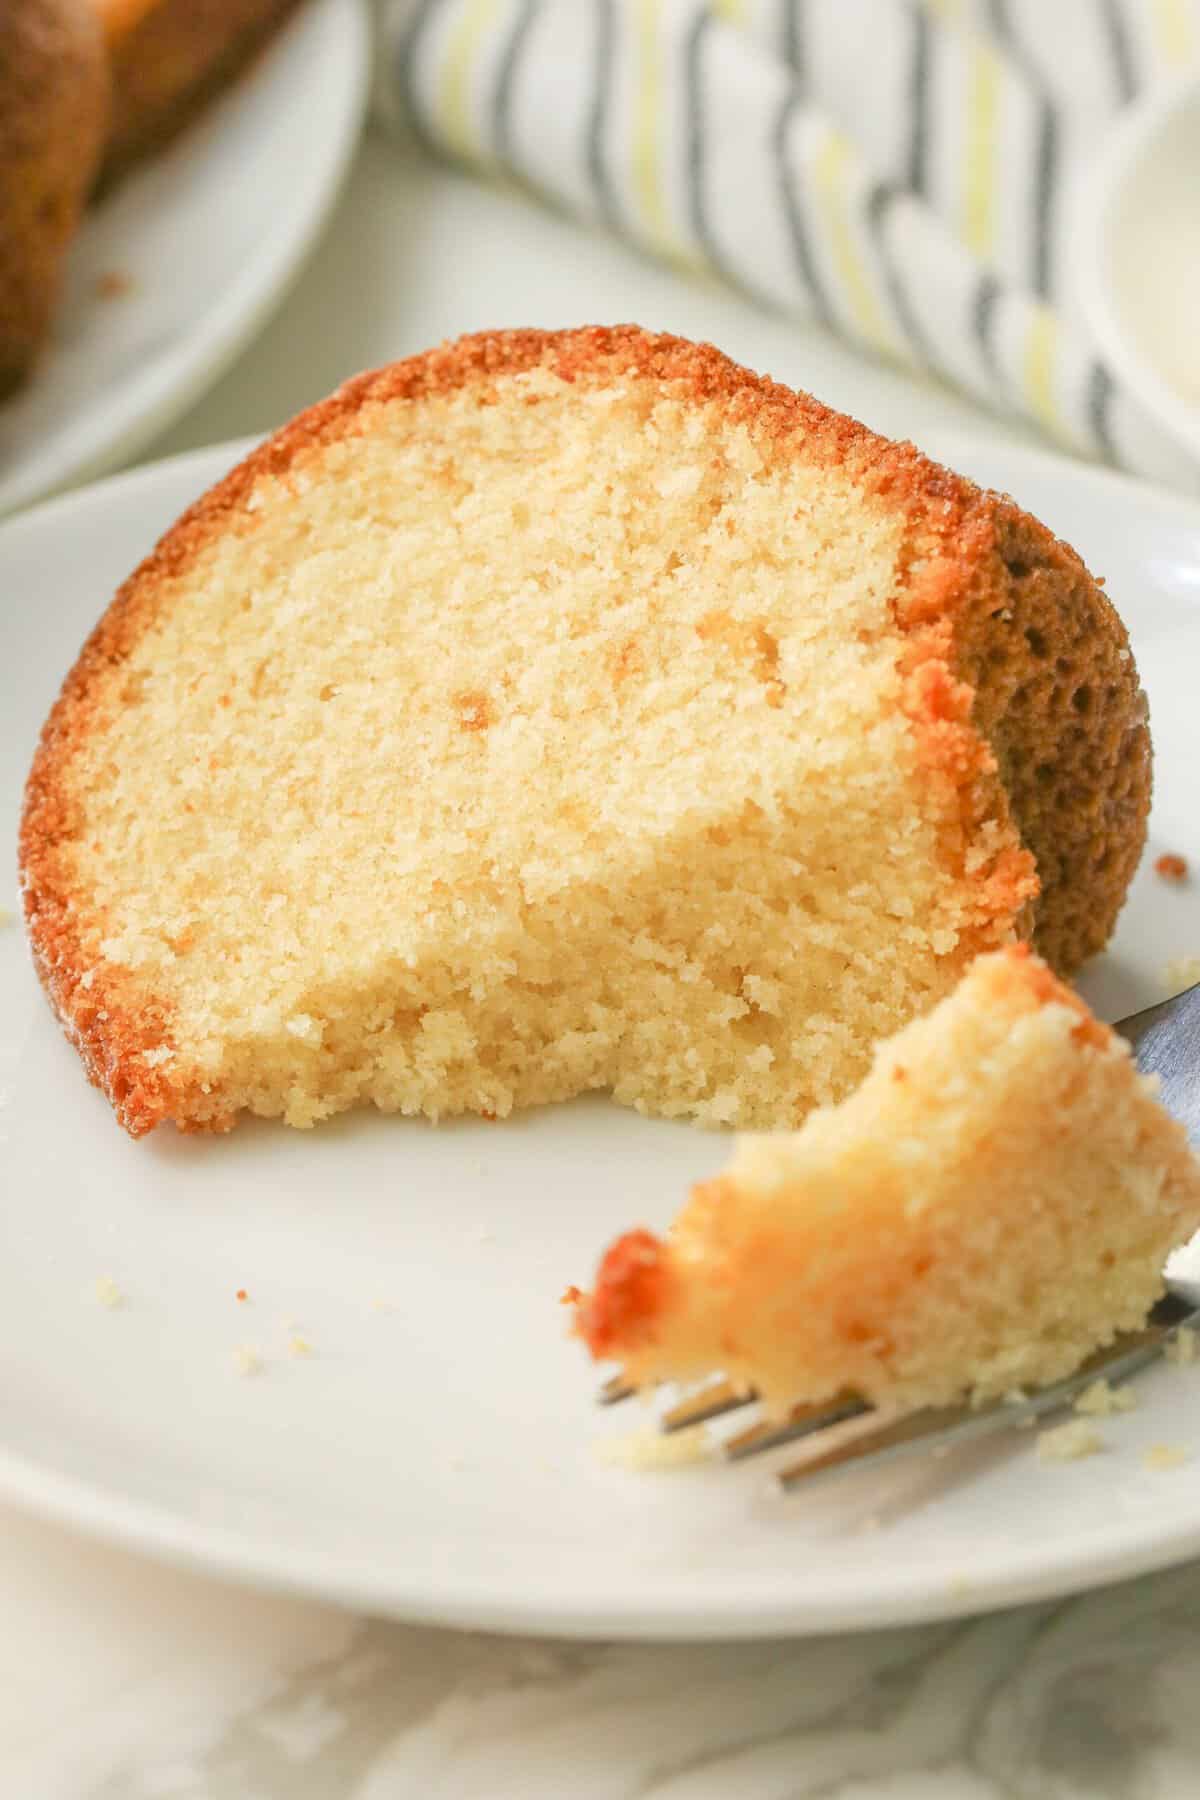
top-left (662, 1378), bottom-right (757, 1434)
top-left (724, 1393), bottom-right (869, 1462)
top-left (597, 1373), bottom-right (637, 1406)
top-left (777, 1402), bottom-right (980, 1489)
top-left (777, 1300), bottom-right (1200, 1492)
top-left (595, 1294), bottom-right (1200, 1463)
top-left (1149, 1288), bottom-right (1199, 1331)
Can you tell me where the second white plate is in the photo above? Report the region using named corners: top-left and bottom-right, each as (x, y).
top-left (1, 435), bottom-right (1200, 1639)
top-left (0, 0), bottom-right (369, 520)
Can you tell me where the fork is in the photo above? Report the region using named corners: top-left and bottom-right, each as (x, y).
top-left (598, 979), bottom-right (1200, 1492)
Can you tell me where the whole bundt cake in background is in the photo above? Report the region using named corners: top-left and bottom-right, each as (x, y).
top-left (0, 0), bottom-right (305, 399)
top-left (0, 0), bottom-right (109, 397)
top-left (93, 0), bottom-right (305, 188)
top-left (20, 327), bottom-right (1151, 1139)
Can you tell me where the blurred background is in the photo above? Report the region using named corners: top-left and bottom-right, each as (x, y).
top-left (4, 0), bottom-right (1198, 519)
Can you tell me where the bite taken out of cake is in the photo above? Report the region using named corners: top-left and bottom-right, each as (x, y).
top-left (574, 948), bottom-right (1200, 1415)
top-left (20, 327), bottom-right (1149, 1139)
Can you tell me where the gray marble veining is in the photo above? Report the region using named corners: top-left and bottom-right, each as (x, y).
top-left (5, 1485), bottom-right (1198, 1800)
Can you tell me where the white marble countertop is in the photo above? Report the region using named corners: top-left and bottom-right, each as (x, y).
top-left (6, 128), bottom-right (1200, 1797)
top-left (8, 1497), bottom-right (1200, 1797)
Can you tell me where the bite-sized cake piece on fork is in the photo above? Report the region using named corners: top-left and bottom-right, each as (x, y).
top-left (575, 949), bottom-right (1200, 1414)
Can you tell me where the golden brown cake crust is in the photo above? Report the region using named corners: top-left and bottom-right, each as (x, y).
top-left (0, 0), bottom-right (109, 396)
top-left (19, 326), bottom-right (1150, 1135)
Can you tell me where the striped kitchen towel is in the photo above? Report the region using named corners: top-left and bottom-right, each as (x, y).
top-left (378, 0), bottom-right (1200, 489)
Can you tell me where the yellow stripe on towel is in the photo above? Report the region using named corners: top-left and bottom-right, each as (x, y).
top-left (438, 0), bottom-right (503, 163)
top-left (632, 0), bottom-right (695, 264)
top-left (963, 40), bottom-right (1000, 258)
top-left (1023, 306), bottom-right (1062, 437)
top-left (812, 129), bottom-right (899, 359)
top-left (1152, 0), bottom-right (1197, 68)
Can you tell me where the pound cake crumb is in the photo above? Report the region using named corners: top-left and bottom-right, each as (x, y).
top-left (1074, 1379), bottom-right (1137, 1417)
top-left (1038, 1420), bottom-right (1105, 1463)
top-left (575, 948), bottom-right (1200, 1415)
top-left (595, 1424), bottom-right (712, 1471)
top-left (1162, 958), bottom-right (1200, 995)
top-left (1143, 1444), bottom-right (1190, 1471)
top-left (20, 327), bottom-right (1149, 1138)
top-left (1155, 854), bottom-right (1189, 882)
top-left (94, 270), bottom-right (133, 300)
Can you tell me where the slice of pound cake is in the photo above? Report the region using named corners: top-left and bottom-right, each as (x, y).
top-left (574, 948), bottom-right (1200, 1413)
top-left (20, 328), bottom-right (1150, 1138)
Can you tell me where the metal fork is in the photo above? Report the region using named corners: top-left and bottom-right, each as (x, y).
top-left (598, 980), bottom-right (1200, 1492)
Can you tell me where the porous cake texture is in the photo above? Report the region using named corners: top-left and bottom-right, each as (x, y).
top-left (576, 948), bottom-right (1200, 1413)
top-left (21, 327), bottom-right (1149, 1137)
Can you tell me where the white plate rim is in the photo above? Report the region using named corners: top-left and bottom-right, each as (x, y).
top-left (0, 0), bottom-right (371, 521)
top-left (1073, 70), bottom-right (1200, 467)
top-left (3, 432), bottom-right (1200, 1641)
top-left (7, 1423), bottom-right (1200, 1640)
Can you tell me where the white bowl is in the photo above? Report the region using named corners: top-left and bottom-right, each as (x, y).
top-left (1077, 74), bottom-right (1200, 465)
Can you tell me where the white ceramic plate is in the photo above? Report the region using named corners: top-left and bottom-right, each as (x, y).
top-left (2, 435), bottom-right (1200, 1641)
top-left (0, 0), bottom-right (369, 521)
top-left (1074, 73), bottom-right (1200, 469)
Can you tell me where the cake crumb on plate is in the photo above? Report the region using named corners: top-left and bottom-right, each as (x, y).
top-left (596, 1424), bottom-right (711, 1470)
top-left (233, 1346), bottom-right (264, 1377)
top-left (1074, 1379), bottom-right (1137, 1416)
top-left (1155, 853), bottom-right (1189, 882)
top-left (1037, 1419), bottom-right (1104, 1462)
top-left (94, 270), bottom-right (133, 299)
top-left (1162, 956), bottom-right (1200, 993)
top-left (1144, 1444), bottom-right (1190, 1471)
top-left (1167, 1326), bottom-right (1197, 1366)
top-left (93, 1275), bottom-right (123, 1309)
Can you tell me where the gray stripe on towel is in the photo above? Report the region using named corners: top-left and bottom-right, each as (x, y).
top-left (586, 0), bottom-right (622, 230)
top-left (492, 0), bottom-right (539, 170)
top-left (773, 89), bottom-right (835, 329)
